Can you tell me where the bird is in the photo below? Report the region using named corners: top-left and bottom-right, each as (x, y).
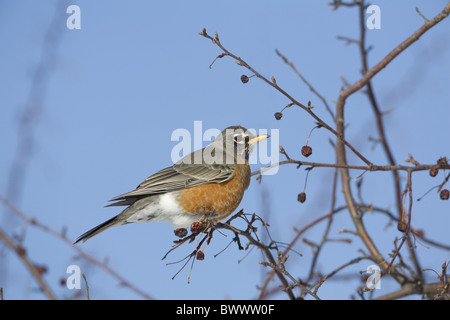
top-left (74, 125), bottom-right (269, 243)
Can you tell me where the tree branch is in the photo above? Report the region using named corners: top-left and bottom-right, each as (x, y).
top-left (334, 0), bottom-right (450, 281)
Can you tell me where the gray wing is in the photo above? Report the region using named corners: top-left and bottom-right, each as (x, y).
top-left (109, 149), bottom-right (235, 203)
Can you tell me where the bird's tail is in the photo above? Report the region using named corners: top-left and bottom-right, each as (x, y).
top-left (74, 216), bottom-right (120, 244)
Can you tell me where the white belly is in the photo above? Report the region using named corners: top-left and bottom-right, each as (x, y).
top-left (125, 192), bottom-right (202, 228)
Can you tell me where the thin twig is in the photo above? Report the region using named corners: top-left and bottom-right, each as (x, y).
top-left (275, 49), bottom-right (336, 122)
top-left (416, 7), bottom-right (429, 23)
top-left (0, 227), bottom-right (57, 300)
top-left (200, 28), bottom-right (373, 166)
top-left (82, 273), bottom-right (90, 300)
top-left (0, 195), bottom-right (154, 300)
top-left (250, 158), bottom-right (450, 177)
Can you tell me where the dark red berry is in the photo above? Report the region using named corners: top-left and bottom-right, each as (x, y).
top-left (274, 112), bottom-right (283, 120)
top-left (301, 145), bottom-right (312, 157)
top-left (174, 228), bottom-right (188, 238)
top-left (429, 166), bottom-right (439, 177)
top-left (241, 75), bottom-right (249, 83)
top-left (297, 192), bottom-right (306, 203)
top-left (440, 189), bottom-right (449, 200)
top-left (190, 221), bottom-right (202, 234)
top-left (196, 251), bottom-right (205, 260)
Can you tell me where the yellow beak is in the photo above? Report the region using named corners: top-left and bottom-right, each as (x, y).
top-left (249, 134), bottom-right (270, 145)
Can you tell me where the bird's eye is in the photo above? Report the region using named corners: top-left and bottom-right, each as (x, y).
top-left (233, 134), bottom-right (244, 144)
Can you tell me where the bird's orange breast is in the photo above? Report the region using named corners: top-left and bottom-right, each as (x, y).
top-left (178, 164), bottom-right (251, 219)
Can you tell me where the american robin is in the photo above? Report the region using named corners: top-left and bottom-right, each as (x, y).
top-left (74, 126), bottom-right (269, 243)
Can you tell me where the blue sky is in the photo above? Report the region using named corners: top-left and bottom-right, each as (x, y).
top-left (0, 1), bottom-right (449, 299)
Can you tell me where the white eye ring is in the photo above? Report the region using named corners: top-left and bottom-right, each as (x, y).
top-left (233, 134), bottom-right (244, 144)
